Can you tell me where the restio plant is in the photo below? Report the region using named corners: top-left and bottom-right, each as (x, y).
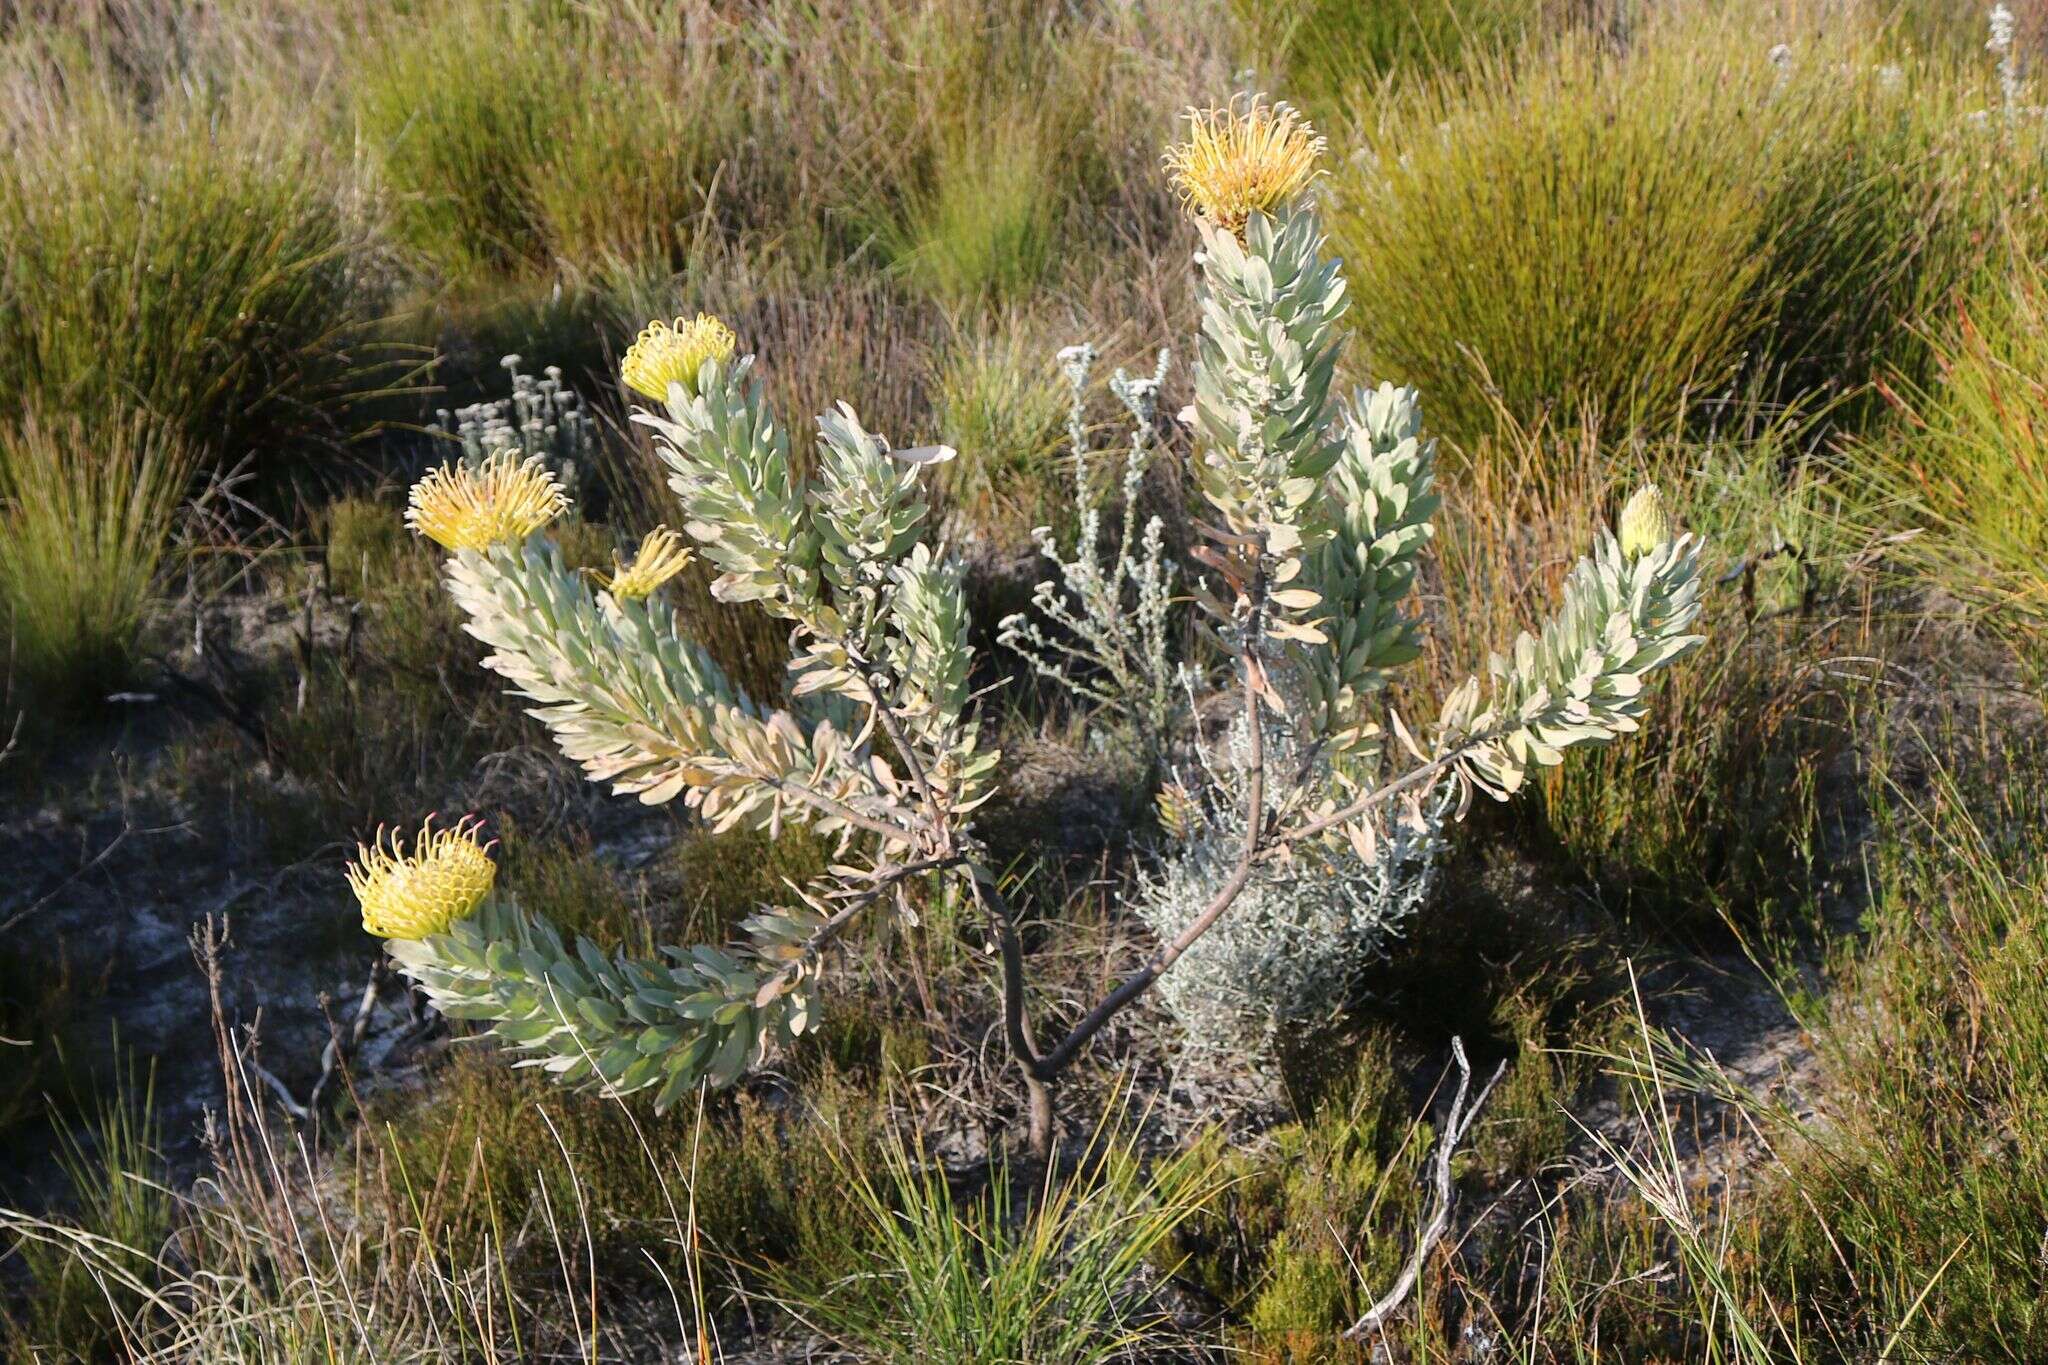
top-left (347, 98), bottom-right (1705, 1152)
top-left (0, 96), bottom-right (381, 472)
top-left (1869, 240), bottom-right (2048, 638)
top-left (1327, 10), bottom-right (1989, 450)
top-left (0, 411), bottom-right (203, 706)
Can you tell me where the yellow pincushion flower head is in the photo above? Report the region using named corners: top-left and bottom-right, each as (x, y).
top-left (1618, 484), bottom-right (1672, 559)
top-left (621, 314), bottom-right (738, 403)
top-left (406, 451), bottom-right (569, 553)
top-left (347, 815), bottom-right (497, 940)
top-left (605, 525), bottom-right (693, 599)
top-left (1163, 94), bottom-right (1326, 237)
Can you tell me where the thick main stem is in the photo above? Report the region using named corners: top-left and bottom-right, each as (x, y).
top-left (1034, 660), bottom-right (1264, 1078)
top-left (986, 581), bottom-right (1272, 1156)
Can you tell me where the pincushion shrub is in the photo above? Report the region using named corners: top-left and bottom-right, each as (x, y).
top-left (348, 97), bottom-right (1704, 1151)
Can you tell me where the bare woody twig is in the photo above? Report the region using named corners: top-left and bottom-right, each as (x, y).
top-left (1344, 1036), bottom-right (1507, 1342)
top-left (306, 963), bottom-right (385, 1112)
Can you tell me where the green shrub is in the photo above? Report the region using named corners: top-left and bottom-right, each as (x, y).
top-left (522, 33), bottom-right (738, 282)
top-left (0, 412), bottom-right (200, 707)
top-left (1327, 10), bottom-right (1991, 450)
top-left (352, 2), bottom-right (568, 279)
top-left (795, 0), bottom-right (1143, 303)
top-left (0, 98), bottom-right (380, 471)
top-left (1756, 50), bottom-right (2031, 421)
top-left (878, 105), bottom-right (1064, 305)
top-left (1329, 29), bottom-right (1779, 445)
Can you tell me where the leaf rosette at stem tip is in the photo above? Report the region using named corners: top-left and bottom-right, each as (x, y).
top-left (379, 892), bottom-right (826, 1109)
top-left (1435, 490), bottom-right (1705, 804)
top-left (622, 315), bottom-right (823, 617)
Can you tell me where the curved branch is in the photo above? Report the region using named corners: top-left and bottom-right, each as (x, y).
top-left (1259, 741), bottom-right (1471, 857)
top-left (1343, 1036), bottom-right (1506, 1340)
top-left (1025, 628), bottom-right (1267, 1080)
top-left (757, 771), bottom-right (922, 845)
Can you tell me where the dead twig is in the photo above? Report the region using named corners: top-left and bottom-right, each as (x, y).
top-left (306, 962), bottom-right (386, 1112)
top-left (1344, 1036), bottom-right (1507, 1342)
top-left (0, 813), bottom-right (182, 936)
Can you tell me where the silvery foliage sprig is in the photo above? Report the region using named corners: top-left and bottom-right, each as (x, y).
top-left (388, 893), bottom-right (832, 1110)
top-left (393, 351), bottom-right (990, 1107)
top-left (1434, 528), bottom-right (1704, 805)
top-left (1179, 200), bottom-right (1703, 825)
top-left (1138, 696), bottom-right (1451, 1070)
top-left (1296, 382), bottom-right (1438, 771)
top-left (997, 345), bottom-right (1181, 748)
top-left (442, 538), bottom-right (889, 830)
top-left (1191, 213), bottom-right (1346, 558)
top-left (632, 359), bottom-right (993, 805)
top-left (440, 354), bottom-right (595, 497)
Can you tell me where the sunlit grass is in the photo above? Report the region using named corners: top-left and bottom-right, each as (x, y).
top-left (0, 412), bottom-right (201, 708)
top-left (1326, 5), bottom-right (2005, 450)
top-left (1862, 237), bottom-right (2048, 644)
top-left (0, 92), bottom-right (385, 472)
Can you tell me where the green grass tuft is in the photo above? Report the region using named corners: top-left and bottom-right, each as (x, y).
top-left (0, 94), bottom-right (384, 473)
top-left (352, 1), bottom-right (744, 284)
top-left (928, 319), bottom-right (1072, 543)
top-left (0, 412), bottom-right (200, 709)
top-left (1864, 237), bottom-right (2048, 643)
top-left (1327, 9), bottom-right (2001, 450)
top-left (773, 1110), bottom-right (1218, 1364)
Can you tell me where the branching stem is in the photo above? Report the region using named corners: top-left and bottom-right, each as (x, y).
top-left (1344, 1037), bottom-right (1506, 1340)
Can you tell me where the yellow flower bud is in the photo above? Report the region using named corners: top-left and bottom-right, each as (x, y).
top-left (1162, 94), bottom-right (1326, 237)
top-left (605, 526), bottom-right (693, 600)
top-left (406, 451), bottom-right (569, 553)
top-left (620, 314), bottom-right (737, 403)
top-left (347, 816), bottom-right (497, 941)
top-left (1618, 484), bottom-right (1671, 559)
